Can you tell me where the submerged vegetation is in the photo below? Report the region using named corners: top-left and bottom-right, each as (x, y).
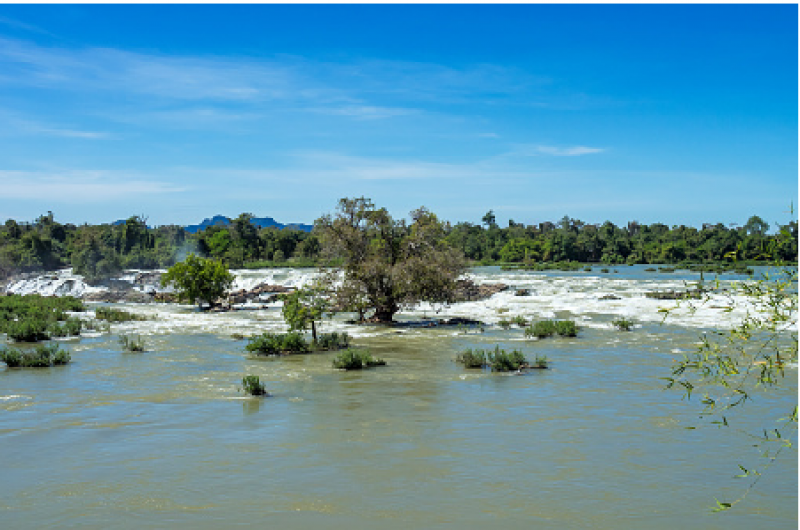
top-left (240, 375), bottom-right (268, 396)
top-left (612, 318), bottom-right (635, 331)
top-left (525, 320), bottom-right (578, 339)
top-left (0, 294), bottom-right (86, 342)
top-left (118, 334), bottom-right (146, 352)
top-left (95, 307), bottom-right (147, 322)
top-left (245, 330), bottom-right (350, 356)
top-left (456, 346), bottom-right (546, 372)
top-left (332, 349), bottom-right (386, 370)
top-left (246, 332), bottom-right (310, 355)
top-left (0, 342), bottom-right (70, 367)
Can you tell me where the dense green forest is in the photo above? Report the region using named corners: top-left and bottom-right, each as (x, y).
top-left (0, 210), bottom-right (796, 282)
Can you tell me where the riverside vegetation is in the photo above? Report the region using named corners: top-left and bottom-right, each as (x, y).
top-left (0, 210), bottom-right (794, 283)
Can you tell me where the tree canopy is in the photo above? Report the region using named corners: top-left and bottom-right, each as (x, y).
top-left (160, 253), bottom-right (234, 309)
top-left (315, 198), bottom-right (467, 323)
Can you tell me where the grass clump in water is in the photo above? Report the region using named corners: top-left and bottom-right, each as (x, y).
top-left (240, 375), bottom-right (268, 396)
top-left (314, 331), bottom-right (350, 351)
top-left (488, 347), bottom-right (527, 372)
top-left (457, 346), bottom-right (543, 372)
top-left (47, 317), bottom-right (83, 338)
top-left (511, 315), bottom-right (528, 327)
top-left (0, 343), bottom-right (70, 367)
top-left (95, 307), bottom-right (147, 322)
top-left (612, 317), bottom-right (634, 331)
top-left (525, 320), bottom-right (578, 339)
top-left (456, 348), bottom-right (487, 368)
top-left (119, 334), bottom-right (146, 352)
top-left (246, 332), bottom-right (310, 355)
top-left (332, 349), bottom-right (386, 370)
top-left (532, 355), bottom-right (549, 369)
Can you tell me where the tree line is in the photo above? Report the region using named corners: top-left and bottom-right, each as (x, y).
top-left (0, 209), bottom-right (795, 281)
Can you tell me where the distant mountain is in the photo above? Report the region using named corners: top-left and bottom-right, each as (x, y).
top-left (183, 215), bottom-right (313, 234)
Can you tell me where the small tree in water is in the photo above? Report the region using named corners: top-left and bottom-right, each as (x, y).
top-left (160, 253), bottom-right (234, 310)
top-left (315, 198), bottom-right (466, 323)
top-left (281, 284), bottom-right (329, 343)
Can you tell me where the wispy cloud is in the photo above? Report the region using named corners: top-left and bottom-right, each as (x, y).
top-left (0, 170), bottom-right (186, 202)
top-left (0, 110), bottom-right (110, 139)
top-left (534, 145), bottom-right (604, 156)
top-left (308, 105), bottom-right (417, 120)
top-left (505, 144), bottom-right (605, 157)
top-left (0, 36), bottom-right (546, 112)
top-left (0, 15), bottom-right (53, 36)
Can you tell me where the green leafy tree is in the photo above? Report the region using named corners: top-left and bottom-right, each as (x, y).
top-left (160, 253), bottom-right (234, 310)
top-left (316, 198), bottom-right (466, 323)
top-left (281, 284), bottom-right (330, 343)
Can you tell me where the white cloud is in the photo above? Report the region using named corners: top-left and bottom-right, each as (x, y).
top-left (503, 144), bottom-right (605, 157)
top-left (0, 170), bottom-right (186, 202)
top-left (534, 145), bottom-right (605, 156)
top-left (308, 105), bottom-right (416, 120)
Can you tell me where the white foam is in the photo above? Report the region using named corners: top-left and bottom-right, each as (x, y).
top-left (5, 269), bottom-right (106, 298)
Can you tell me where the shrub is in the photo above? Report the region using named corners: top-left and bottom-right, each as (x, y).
top-left (47, 317), bottom-right (83, 337)
top-left (245, 332), bottom-right (310, 355)
top-left (511, 315), bottom-right (528, 327)
top-left (241, 375), bottom-right (267, 396)
top-left (5, 318), bottom-right (50, 342)
top-left (488, 347), bottom-right (527, 372)
top-left (332, 349), bottom-right (386, 370)
top-left (281, 331), bottom-right (310, 353)
top-left (526, 320), bottom-right (556, 339)
top-left (0, 343), bottom-right (70, 367)
top-left (246, 332), bottom-right (284, 355)
top-left (95, 307), bottom-right (147, 322)
top-left (554, 320), bottom-right (578, 337)
top-left (315, 331), bottom-right (350, 351)
top-left (82, 319), bottom-right (111, 333)
top-left (532, 355), bottom-right (549, 369)
top-left (525, 320), bottom-right (578, 339)
top-left (457, 346), bottom-right (533, 372)
top-left (119, 335), bottom-right (145, 352)
top-left (456, 348), bottom-right (487, 369)
top-left (612, 317), bottom-right (634, 331)
top-left (498, 319), bottom-right (512, 330)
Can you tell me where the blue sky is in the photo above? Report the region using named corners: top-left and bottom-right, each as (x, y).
top-left (0, 5), bottom-right (796, 229)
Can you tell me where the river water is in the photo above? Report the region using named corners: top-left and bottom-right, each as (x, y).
top-left (1, 266), bottom-right (796, 529)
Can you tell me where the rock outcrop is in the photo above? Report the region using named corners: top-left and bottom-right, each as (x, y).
top-left (451, 279), bottom-right (508, 302)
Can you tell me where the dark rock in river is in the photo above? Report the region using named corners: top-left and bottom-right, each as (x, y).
top-left (226, 283), bottom-right (294, 305)
top-left (599, 294), bottom-right (621, 301)
top-left (84, 290), bottom-right (127, 303)
top-left (134, 271), bottom-right (163, 287)
top-left (514, 288), bottom-right (531, 296)
top-left (123, 290), bottom-right (154, 303)
top-left (645, 288), bottom-right (705, 300)
top-left (452, 279), bottom-right (508, 302)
